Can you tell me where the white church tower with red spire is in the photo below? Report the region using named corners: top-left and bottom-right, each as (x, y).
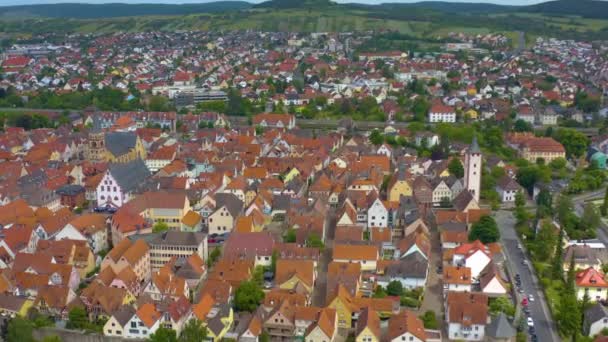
top-left (464, 136), bottom-right (482, 203)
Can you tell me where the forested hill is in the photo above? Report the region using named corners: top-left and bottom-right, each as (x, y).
top-left (0, 1), bottom-right (252, 19)
top-left (524, 0), bottom-right (608, 20)
top-left (0, 0), bottom-right (607, 20)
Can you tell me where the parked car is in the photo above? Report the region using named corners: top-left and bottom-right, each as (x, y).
top-left (93, 207), bottom-right (106, 213)
top-left (527, 317), bottom-right (534, 327)
top-left (107, 207), bottom-right (117, 214)
top-left (528, 294), bottom-right (535, 302)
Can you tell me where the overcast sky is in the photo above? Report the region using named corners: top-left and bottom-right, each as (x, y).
top-left (0, 0), bottom-right (551, 6)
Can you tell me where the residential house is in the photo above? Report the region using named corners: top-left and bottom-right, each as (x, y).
top-left (452, 240), bottom-right (492, 280)
top-left (584, 303), bottom-right (608, 337)
top-left (479, 263), bottom-right (508, 296)
top-left (486, 313), bottom-right (516, 342)
top-left (223, 232), bottom-right (274, 267)
top-left (446, 292), bottom-right (489, 341)
top-left (443, 266), bottom-right (472, 293)
top-left (333, 244), bottom-right (379, 272)
top-left (123, 303), bottom-right (162, 339)
top-left (104, 305), bottom-right (136, 338)
top-left (575, 268), bottom-right (608, 302)
top-left (208, 193), bottom-right (243, 235)
top-left (355, 307), bottom-right (381, 342)
top-left (304, 308), bottom-right (337, 342)
top-left (101, 239), bottom-right (151, 284)
top-left (387, 310), bottom-right (427, 342)
top-left (275, 259), bottom-right (315, 295)
top-left (495, 176), bottom-right (522, 203)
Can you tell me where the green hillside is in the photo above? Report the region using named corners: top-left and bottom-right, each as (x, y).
top-left (0, 0), bottom-right (606, 41)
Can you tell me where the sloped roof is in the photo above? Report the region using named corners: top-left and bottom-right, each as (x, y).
top-left (486, 313), bottom-right (516, 339)
top-left (105, 132), bottom-right (138, 157)
top-left (108, 159), bottom-right (151, 193)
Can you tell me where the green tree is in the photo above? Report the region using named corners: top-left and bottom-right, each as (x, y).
top-left (369, 129), bottom-right (384, 146)
top-left (534, 220), bottom-right (557, 262)
top-left (179, 319), bottom-right (207, 342)
top-left (6, 316), bottom-right (35, 342)
top-left (67, 307), bottom-right (88, 329)
top-left (516, 166), bottom-right (540, 195)
top-left (306, 233), bottom-right (324, 249)
top-left (421, 311), bottom-right (438, 329)
top-left (373, 285), bottom-right (387, 298)
top-left (582, 202), bottom-right (601, 232)
top-left (448, 158), bottom-right (464, 179)
top-left (515, 191), bottom-right (526, 208)
top-left (41, 336), bottom-right (62, 342)
top-left (152, 221), bottom-right (170, 233)
top-left (270, 249), bottom-right (278, 274)
top-left (148, 95), bottom-right (169, 111)
top-left (148, 327), bottom-right (177, 342)
top-left (386, 280), bottom-right (404, 296)
top-left (551, 227), bottom-right (564, 280)
top-left (469, 215), bottom-right (500, 243)
top-left (602, 186), bottom-right (608, 216)
top-left (513, 119), bottom-right (532, 132)
top-left (553, 128), bottom-right (589, 159)
top-left (284, 228), bottom-right (296, 243)
top-left (208, 247), bottom-right (221, 267)
top-left (489, 297), bottom-right (515, 317)
top-left (259, 331), bottom-right (270, 342)
top-left (556, 194), bottom-right (574, 226)
top-left (234, 280), bottom-right (265, 312)
top-left (557, 273), bottom-right (581, 338)
top-left (536, 189), bottom-right (552, 212)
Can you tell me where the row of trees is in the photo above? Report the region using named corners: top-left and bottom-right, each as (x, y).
top-left (515, 185), bottom-right (604, 339)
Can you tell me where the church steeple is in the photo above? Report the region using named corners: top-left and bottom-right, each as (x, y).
top-left (464, 135), bottom-right (482, 203)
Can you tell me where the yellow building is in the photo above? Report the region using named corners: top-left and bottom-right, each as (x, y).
top-left (388, 174), bottom-right (413, 202)
top-left (355, 308), bottom-right (381, 342)
top-left (328, 286), bottom-right (356, 329)
top-left (0, 294), bottom-right (33, 317)
top-left (282, 167), bottom-right (301, 183)
top-left (86, 129), bottom-right (146, 164)
top-left (276, 260), bottom-right (315, 295)
top-left (105, 132), bottom-right (146, 163)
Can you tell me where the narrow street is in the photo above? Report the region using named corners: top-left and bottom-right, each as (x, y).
top-left (419, 227), bottom-right (443, 315)
top-left (312, 209), bottom-right (336, 307)
top-left (495, 210), bottom-right (559, 342)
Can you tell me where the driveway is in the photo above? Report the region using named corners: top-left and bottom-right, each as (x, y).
top-left (495, 210), bottom-right (559, 342)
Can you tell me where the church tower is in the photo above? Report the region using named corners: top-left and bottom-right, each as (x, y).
top-left (86, 116), bottom-right (106, 162)
top-left (464, 136), bottom-right (482, 203)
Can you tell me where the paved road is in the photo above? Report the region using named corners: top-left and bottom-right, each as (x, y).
top-left (495, 210), bottom-right (558, 342)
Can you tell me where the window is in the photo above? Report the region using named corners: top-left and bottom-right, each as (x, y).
top-left (131, 322), bottom-right (137, 328)
top-left (101, 186), bottom-right (105, 191)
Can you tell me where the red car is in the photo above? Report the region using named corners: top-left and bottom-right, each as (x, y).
top-left (522, 298), bottom-right (529, 306)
